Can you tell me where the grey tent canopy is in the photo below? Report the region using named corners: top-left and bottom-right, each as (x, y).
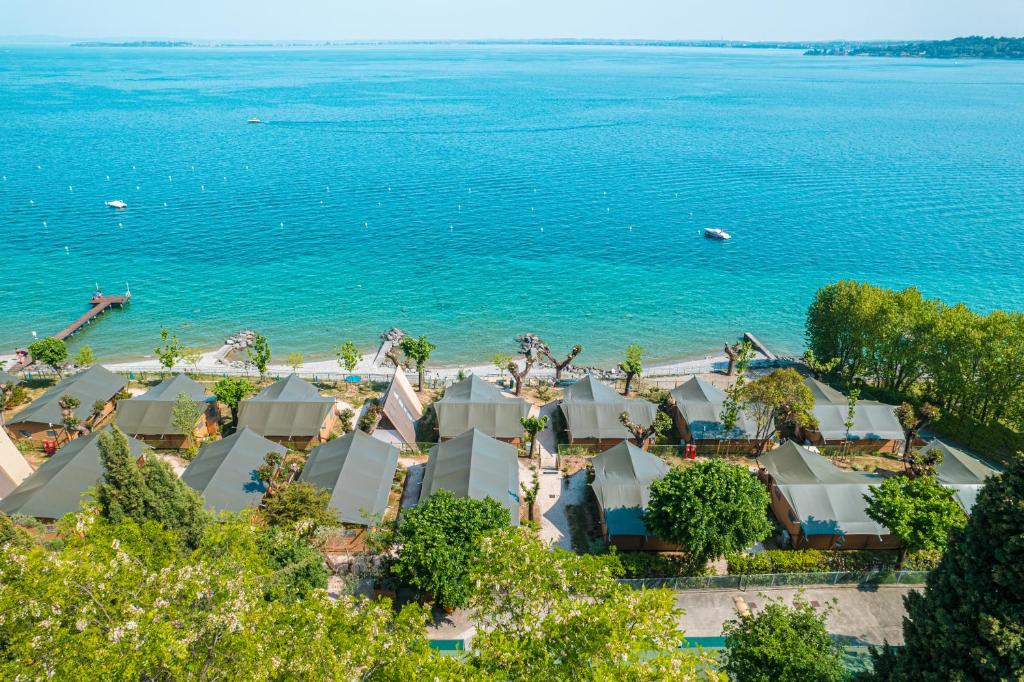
top-left (923, 439), bottom-right (999, 512)
top-left (758, 441), bottom-right (890, 538)
top-left (421, 428), bottom-right (520, 525)
top-left (116, 374), bottom-right (209, 437)
top-left (0, 370), bottom-right (23, 387)
top-left (8, 365), bottom-right (126, 427)
top-left (670, 376), bottom-right (756, 440)
top-left (379, 370), bottom-right (423, 444)
top-left (181, 427), bottom-right (285, 513)
top-left (560, 375), bottom-right (657, 440)
top-left (590, 440), bottom-right (669, 537)
top-left (237, 374), bottom-right (335, 439)
top-left (0, 427), bottom-right (147, 520)
top-left (301, 429), bottom-right (399, 525)
top-left (433, 374), bottom-right (530, 440)
top-left (804, 377), bottom-right (904, 442)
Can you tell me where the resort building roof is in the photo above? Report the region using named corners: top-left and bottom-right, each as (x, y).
top-left (758, 441), bottom-right (890, 537)
top-left (8, 365), bottom-right (126, 427)
top-left (181, 427), bottom-right (285, 513)
top-left (590, 440), bottom-right (669, 537)
top-left (237, 374), bottom-right (335, 439)
top-left (300, 429), bottom-right (399, 525)
top-left (0, 426), bottom-right (33, 498)
top-left (669, 376), bottom-right (757, 440)
top-left (420, 428), bottom-right (520, 525)
top-left (0, 427), bottom-right (146, 520)
top-left (116, 374), bottom-right (209, 437)
top-left (922, 439), bottom-right (1000, 512)
top-left (433, 375), bottom-right (530, 440)
top-left (560, 375), bottom-right (657, 440)
top-left (379, 370), bottom-right (423, 444)
top-left (804, 378), bottom-right (904, 442)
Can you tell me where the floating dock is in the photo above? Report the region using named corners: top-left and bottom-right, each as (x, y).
top-left (54, 292), bottom-right (131, 341)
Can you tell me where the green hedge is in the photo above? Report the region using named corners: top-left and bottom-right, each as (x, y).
top-left (932, 414), bottom-right (1021, 470)
top-left (726, 549), bottom-right (941, 575)
top-left (614, 552), bottom-right (708, 578)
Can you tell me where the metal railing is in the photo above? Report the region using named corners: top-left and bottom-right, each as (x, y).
top-left (620, 570), bottom-right (929, 591)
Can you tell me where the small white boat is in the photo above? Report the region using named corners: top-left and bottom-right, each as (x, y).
top-left (105, 200), bottom-right (127, 209)
top-left (704, 227), bottom-right (731, 240)
top-left (247, 118), bottom-right (262, 124)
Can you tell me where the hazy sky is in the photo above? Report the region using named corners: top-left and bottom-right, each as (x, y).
top-left (5, 0), bottom-right (1024, 42)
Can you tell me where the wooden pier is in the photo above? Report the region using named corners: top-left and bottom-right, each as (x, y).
top-left (55, 292), bottom-right (131, 341)
top-left (743, 332), bottom-right (776, 361)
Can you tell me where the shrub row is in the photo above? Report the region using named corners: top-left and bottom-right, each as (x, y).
top-left (726, 549), bottom-right (941, 575)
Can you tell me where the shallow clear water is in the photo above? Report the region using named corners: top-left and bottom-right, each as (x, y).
top-left (1, 45), bottom-right (1022, 364)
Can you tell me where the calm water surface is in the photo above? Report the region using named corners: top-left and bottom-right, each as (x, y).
top-left (1, 45), bottom-right (1022, 364)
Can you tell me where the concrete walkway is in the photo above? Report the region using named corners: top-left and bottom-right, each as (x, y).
top-left (537, 469), bottom-right (587, 550)
top-left (674, 585), bottom-right (918, 645)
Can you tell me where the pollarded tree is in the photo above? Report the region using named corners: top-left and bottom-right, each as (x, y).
top-left (645, 460), bottom-right (772, 566)
top-left (520, 466), bottom-right (540, 522)
top-left (722, 594), bottom-right (845, 682)
top-left (213, 376), bottom-right (255, 428)
top-left (400, 335), bottom-right (436, 392)
top-left (619, 410), bottom-right (672, 448)
top-left (619, 344), bottom-right (643, 395)
top-left (895, 401), bottom-right (940, 458)
top-left (543, 343), bottom-right (582, 383)
top-left (741, 367), bottom-right (817, 453)
top-left (866, 455), bottom-right (1024, 681)
top-left (392, 489), bottom-right (510, 610)
top-left (28, 337), bottom-right (68, 377)
top-left (507, 333), bottom-right (546, 396)
top-left (863, 474), bottom-right (966, 569)
top-left (520, 415), bottom-right (548, 459)
top-left (246, 334), bottom-right (271, 380)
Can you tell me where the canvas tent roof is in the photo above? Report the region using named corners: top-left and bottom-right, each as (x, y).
top-left (560, 375), bottom-right (658, 440)
top-left (301, 429), bottom-right (399, 525)
top-left (804, 378), bottom-right (904, 442)
top-left (758, 441), bottom-right (890, 538)
top-left (0, 426), bottom-right (33, 498)
top-left (590, 440), bottom-right (669, 537)
top-left (0, 370), bottom-right (23, 387)
top-left (669, 376), bottom-right (757, 440)
top-left (421, 428), bottom-right (520, 525)
top-left (181, 427), bottom-right (285, 513)
top-left (116, 374), bottom-right (209, 437)
top-left (8, 365), bottom-right (126, 427)
top-left (923, 439), bottom-right (999, 512)
top-left (433, 374), bottom-right (529, 440)
top-left (379, 370), bottom-right (423, 444)
top-left (237, 374), bottom-right (335, 438)
top-left (0, 427), bottom-right (147, 520)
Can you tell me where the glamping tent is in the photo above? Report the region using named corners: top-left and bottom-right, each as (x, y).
top-left (0, 427), bottom-right (147, 520)
top-left (181, 427), bottom-right (286, 513)
top-left (0, 425), bottom-right (32, 498)
top-left (117, 374), bottom-right (219, 448)
top-left (922, 439), bottom-right (999, 513)
top-left (301, 429), bottom-right (400, 525)
top-left (669, 376), bottom-right (757, 448)
top-left (757, 441), bottom-right (898, 550)
top-left (377, 370), bottom-right (423, 444)
top-left (420, 428), bottom-right (520, 525)
top-left (590, 440), bottom-right (674, 550)
top-left (800, 377), bottom-right (904, 453)
top-left (237, 374), bottom-right (337, 448)
top-left (7, 365), bottom-right (126, 442)
top-left (433, 374), bottom-right (530, 442)
top-left (560, 375), bottom-right (657, 450)
top-left (0, 370), bottom-right (22, 388)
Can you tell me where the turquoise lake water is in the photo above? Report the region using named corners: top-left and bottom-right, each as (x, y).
top-left (1, 45), bottom-right (1023, 364)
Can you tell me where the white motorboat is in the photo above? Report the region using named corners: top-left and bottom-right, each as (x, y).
top-left (247, 118), bottom-right (262, 124)
top-left (704, 227), bottom-right (731, 240)
top-left (105, 199), bottom-right (127, 209)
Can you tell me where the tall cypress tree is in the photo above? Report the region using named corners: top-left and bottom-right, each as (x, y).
top-left (96, 427), bottom-right (150, 522)
top-left (867, 455), bottom-right (1024, 680)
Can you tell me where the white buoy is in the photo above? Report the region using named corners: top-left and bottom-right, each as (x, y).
top-left (388, 186), bottom-right (391, 191)
top-left (163, 202), bottom-right (167, 207)
top-left (280, 222), bottom-right (284, 228)
top-left (320, 200), bottom-right (324, 205)
top-left (378, 201), bottom-right (381, 207)
top-left (118, 222), bottom-right (123, 228)
top-left (364, 222), bottom-right (368, 228)
top-left (168, 176), bottom-right (172, 182)
top-left (37, 165), bottom-right (41, 170)
top-left (191, 165), bottom-right (195, 171)
top-left (106, 176), bottom-right (110, 181)
top-left (449, 224), bottom-right (453, 230)
top-left (201, 185), bottom-right (205, 191)
top-left (43, 221), bottom-right (47, 227)
top-left (136, 185), bottom-right (140, 191)
top-left (64, 246), bottom-right (69, 253)
top-left (29, 199), bottom-right (34, 205)
top-left (68, 186), bottom-right (73, 192)
top-left (132, 165), bottom-right (136, 170)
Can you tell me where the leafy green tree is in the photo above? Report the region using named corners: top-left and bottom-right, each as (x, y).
top-left (844, 388), bottom-right (860, 452)
top-left (213, 376), bottom-right (255, 428)
top-left (722, 593), bottom-right (845, 682)
top-left (154, 328), bottom-right (184, 373)
top-left (170, 392), bottom-right (202, 456)
top-left (59, 394), bottom-right (81, 439)
top-left (741, 367), bottom-right (817, 453)
top-left (865, 455), bottom-right (1024, 681)
top-left (468, 527), bottom-right (711, 681)
top-left (246, 334), bottom-right (271, 380)
top-left (28, 337), bottom-right (68, 377)
top-left (895, 401), bottom-right (939, 458)
top-left (261, 481), bottom-right (339, 538)
top-left (864, 475), bottom-right (966, 568)
top-left (619, 344), bottom-right (643, 395)
top-left (392, 489), bottom-right (510, 610)
top-left (73, 345), bottom-right (95, 367)
top-left (286, 352), bottom-right (304, 373)
top-left (255, 526), bottom-right (330, 601)
top-left (801, 349), bottom-right (840, 380)
top-left (400, 335), bottom-right (436, 392)
top-left (337, 340), bottom-right (361, 374)
top-left (645, 460), bottom-right (772, 565)
top-left (519, 415), bottom-right (548, 458)
top-left (492, 353), bottom-right (514, 382)
top-left (906, 446), bottom-right (944, 479)
top-left (180, 347), bottom-right (204, 371)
